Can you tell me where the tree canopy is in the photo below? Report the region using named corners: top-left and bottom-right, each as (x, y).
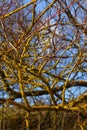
top-left (0, 0), bottom-right (87, 129)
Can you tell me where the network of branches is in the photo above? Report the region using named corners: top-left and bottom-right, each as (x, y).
top-left (0, 0), bottom-right (87, 117)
